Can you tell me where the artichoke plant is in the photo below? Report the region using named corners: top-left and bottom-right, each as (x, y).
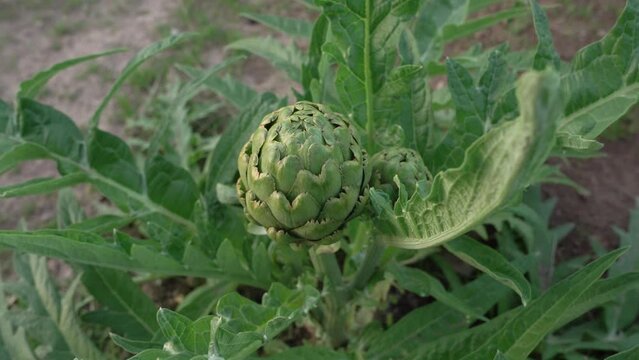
top-left (370, 147), bottom-right (430, 202)
top-left (237, 101), bottom-right (370, 244)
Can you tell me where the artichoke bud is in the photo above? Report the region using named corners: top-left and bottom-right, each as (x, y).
top-left (236, 101), bottom-right (370, 245)
top-left (370, 147), bottom-right (430, 203)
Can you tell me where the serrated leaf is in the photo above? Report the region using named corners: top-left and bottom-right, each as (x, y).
top-left (82, 267), bottom-right (158, 339)
top-left (0, 173), bottom-right (87, 198)
top-left (90, 33), bottom-right (195, 131)
top-left (444, 236), bottom-right (532, 306)
top-left (178, 65), bottom-right (257, 110)
top-left (211, 283), bottom-right (320, 360)
top-left (226, 36), bottom-right (303, 83)
top-left (18, 48), bottom-right (125, 99)
top-left (410, 262), bottom-right (639, 360)
top-left (0, 230), bottom-right (263, 287)
top-left (388, 262), bottom-right (488, 321)
top-left (366, 274), bottom-right (511, 359)
top-left (320, 0), bottom-right (412, 137)
top-left (529, 0), bottom-right (560, 71)
top-left (28, 256), bottom-right (107, 360)
top-left (205, 93), bottom-right (282, 194)
top-left (461, 248), bottom-right (627, 360)
top-left (374, 64), bottom-right (429, 150)
top-left (157, 309), bottom-right (212, 355)
top-left (145, 156), bottom-right (198, 219)
top-left (240, 13), bottom-right (313, 38)
top-left (559, 0), bottom-right (639, 140)
top-left (605, 200), bottom-right (639, 332)
top-left (373, 70), bottom-right (561, 249)
top-left (0, 287), bottom-right (36, 360)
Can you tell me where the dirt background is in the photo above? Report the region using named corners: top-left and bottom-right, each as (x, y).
top-left (0, 0), bottom-right (637, 259)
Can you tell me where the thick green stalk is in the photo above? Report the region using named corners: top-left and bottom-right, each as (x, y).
top-left (311, 248), bottom-right (347, 347)
top-left (348, 235), bottom-right (386, 294)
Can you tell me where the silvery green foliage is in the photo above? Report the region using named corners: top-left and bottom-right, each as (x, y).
top-left (0, 0), bottom-right (639, 359)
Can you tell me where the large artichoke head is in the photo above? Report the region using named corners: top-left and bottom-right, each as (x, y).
top-left (237, 101), bottom-right (370, 244)
top-left (370, 147), bottom-right (430, 203)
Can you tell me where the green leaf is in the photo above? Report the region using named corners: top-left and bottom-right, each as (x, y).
top-left (240, 13), bottom-right (313, 38)
top-left (0, 144), bottom-right (47, 174)
top-left (0, 286), bottom-right (36, 360)
top-left (81, 267), bottom-right (158, 339)
top-left (0, 230), bottom-right (263, 288)
top-left (157, 309), bottom-right (211, 355)
top-left (178, 65), bottom-right (257, 111)
top-left (216, 239), bottom-right (252, 279)
top-left (0, 173), bottom-right (87, 198)
top-left (374, 64), bottom-right (430, 150)
top-left (28, 255), bottom-right (107, 360)
top-left (426, 58), bottom-right (485, 173)
top-left (529, 0), bottom-right (560, 71)
top-left (90, 33), bottom-right (195, 131)
top-left (559, 0), bottom-right (639, 140)
top-left (606, 346), bottom-right (639, 360)
top-left (88, 129), bottom-right (142, 192)
top-left (372, 70), bottom-right (562, 249)
top-left (412, 0), bottom-right (470, 63)
top-left (366, 274), bottom-right (511, 359)
top-left (19, 98), bottom-right (85, 162)
top-left (0, 99), bottom-right (11, 133)
top-left (211, 283), bottom-right (320, 360)
top-left (410, 271), bottom-right (639, 360)
top-left (226, 37), bottom-right (303, 83)
top-left (301, 14), bottom-right (329, 101)
top-left (205, 93), bottom-right (282, 193)
top-left (67, 214), bottom-right (134, 233)
top-left (461, 248), bottom-right (627, 360)
top-left (388, 262), bottom-right (488, 321)
top-left (605, 200), bottom-right (639, 332)
top-left (128, 349), bottom-right (173, 359)
top-left (442, 6), bottom-right (529, 43)
top-left (177, 281), bottom-right (234, 320)
top-left (18, 48), bottom-right (125, 99)
top-left (444, 236), bottom-right (532, 306)
top-left (265, 346), bottom-right (351, 359)
top-left (145, 156), bottom-right (198, 219)
top-left (109, 333), bottom-right (163, 354)
top-left (320, 0), bottom-right (412, 144)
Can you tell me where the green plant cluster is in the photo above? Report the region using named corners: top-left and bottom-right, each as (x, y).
top-left (0, 0), bottom-right (639, 359)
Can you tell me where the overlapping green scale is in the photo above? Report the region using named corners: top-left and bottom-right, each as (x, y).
top-left (370, 147), bottom-right (430, 203)
top-left (237, 101), bottom-right (370, 244)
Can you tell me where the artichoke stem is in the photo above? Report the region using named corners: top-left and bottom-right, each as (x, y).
top-left (311, 247), bottom-right (348, 347)
top-left (347, 235), bottom-right (386, 294)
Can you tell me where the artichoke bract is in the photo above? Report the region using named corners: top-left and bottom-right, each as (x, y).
top-left (237, 101), bottom-right (370, 244)
top-left (370, 147), bottom-right (430, 202)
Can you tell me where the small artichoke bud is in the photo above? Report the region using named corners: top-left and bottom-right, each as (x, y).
top-left (370, 147), bottom-right (430, 202)
top-left (237, 101), bottom-right (370, 244)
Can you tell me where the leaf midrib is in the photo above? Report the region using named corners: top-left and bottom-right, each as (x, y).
top-left (9, 135), bottom-right (197, 233)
